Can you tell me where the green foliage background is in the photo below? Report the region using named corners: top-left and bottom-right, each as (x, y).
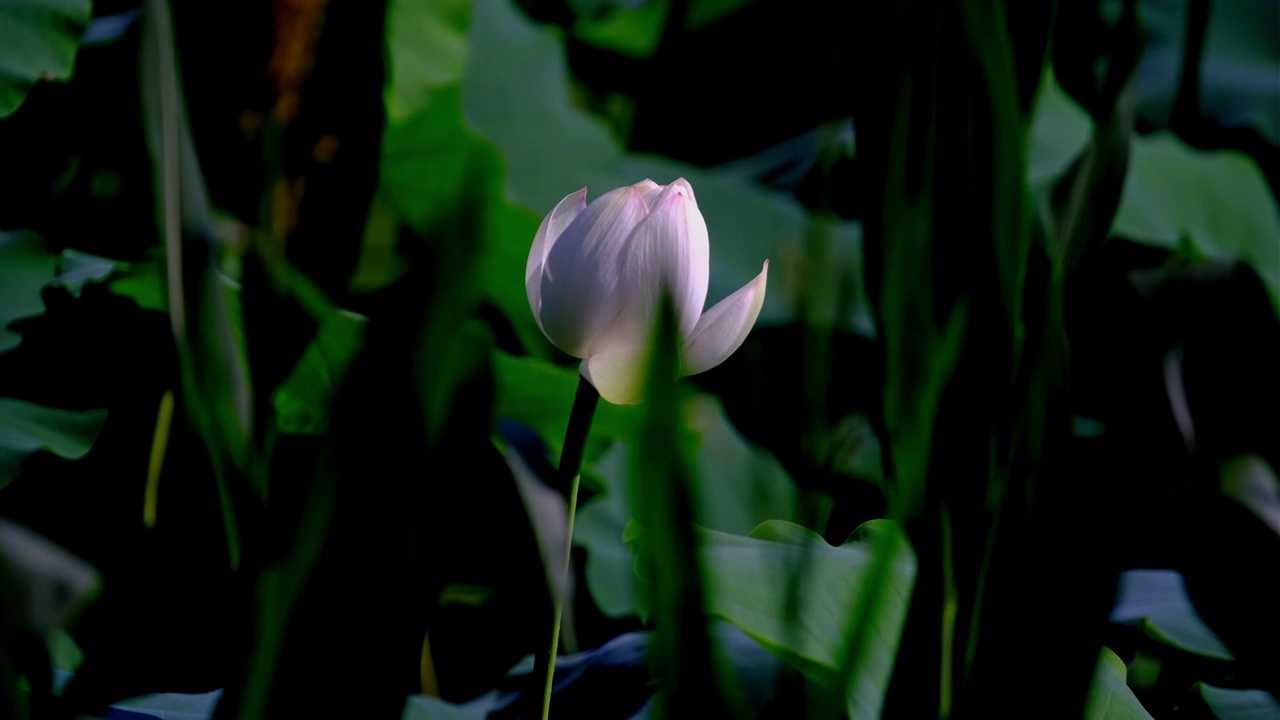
top-left (1, 0), bottom-right (1277, 718)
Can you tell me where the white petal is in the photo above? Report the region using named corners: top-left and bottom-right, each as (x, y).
top-left (667, 177), bottom-right (698, 208)
top-left (632, 179), bottom-right (663, 209)
top-left (587, 187), bottom-right (709, 355)
top-left (680, 261), bottom-right (768, 376)
top-left (580, 348), bottom-right (651, 405)
top-left (527, 188), bottom-right (587, 333)
top-left (538, 186), bottom-right (648, 358)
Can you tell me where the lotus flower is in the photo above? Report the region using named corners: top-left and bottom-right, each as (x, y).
top-left (526, 178), bottom-right (768, 404)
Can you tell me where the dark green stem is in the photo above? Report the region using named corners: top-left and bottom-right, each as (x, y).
top-left (538, 376), bottom-right (599, 720)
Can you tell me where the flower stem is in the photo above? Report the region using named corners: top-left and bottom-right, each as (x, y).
top-left (539, 375), bottom-right (599, 720)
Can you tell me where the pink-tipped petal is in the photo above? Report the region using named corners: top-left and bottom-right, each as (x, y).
top-left (632, 179), bottom-right (663, 209)
top-left (587, 188), bottom-right (709, 355)
top-left (580, 348), bottom-right (651, 405)
top-left (526, 188), bottom-right (588, 333)
top-left (667, 177), bottom-right (698, 208)
top-left (681, 261), bottom-right (768, 376)
top-left (539, 186), bottom-right (649, 358)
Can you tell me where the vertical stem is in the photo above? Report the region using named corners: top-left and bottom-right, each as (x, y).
top-left (1172, 0), bottom-right (1210, 134)
top-left (539, 376), bottom-right (599, 720)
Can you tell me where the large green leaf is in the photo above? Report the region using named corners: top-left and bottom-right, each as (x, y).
top-left (1084, 647), bottom-right (1154, 720)
top-left (574, 394), bottom-right (805, 619)
top-left (380, 2), bottom-right (546, 354)
top-left (0, 0), bottom-right (92, 117)
top-left (1111, 132), bottom-right (1280, 312)
top-left (698, 520), bottom-right (915, 718)
top-left (385, 0), bottom-right (471, 122)
top-left (0, 398), bottom-right (107, 491)
top-left (0, 230), bottom-right (58, 353)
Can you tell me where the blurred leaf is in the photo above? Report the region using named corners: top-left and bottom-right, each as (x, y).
top-left (464, 0), bottom-right (837, 329)
top-left (959, 0), bottom-right (1029, 327)
top-left (1084, 647), bottom-right (1154, 720)
top-left (385, 0), bottom-right (472, 122)
top-left (1111, 132), bottom-right (1280, 312)
top-left (633, 297), bottom-right (731, 717)
top-left (0, 0), bottom-right (92, 117)
top-left (1196, 682), bottom-right (1280, 720)
top-left (46, 630), bottom-right (82, 673)
top-left (685, 0), bottom-right (758, 29)
top-left (381, 88), bottom-right (473, 235)
top-left (381, 46), bottom-right (545, 354)
top-left (53, 250), bottom-right (167, 311)
top-left (139, 0), bottom-right (244, 569)
top-left (574, 395), bottom-right (805, 618)
top-left (492, 351), bottom-right (640, 464)
top-left (1220, 455), bottom-right (1280, 537)
top-left (273, 310), bottom-right (368, 435)
top-left (107, 688), bottom-right (224, 719)
top-left (572, 0), bottom-right (760, 58)
top-left (1109, 569), bottom-right (1234, 660)
top-left (572, 0), bottom-right (667, 59)
top-left (1134, 0), bottom-right (1280, 143)
top-left (698, 520), bottom-right (915, 717)
top-left (1027, 68), bottom-right (1093, 188)
top-left (0, 230), bottom-right (57, 353)
top-left (401, 694), bottom-right (495, 720)
top-left (0, 399), bottom-right (106, 491)
top-left (0, 519), bottom-right (100, 634)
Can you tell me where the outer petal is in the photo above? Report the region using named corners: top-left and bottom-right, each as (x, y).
top-left (526, 188), bottom-right (587, 333)
top-left (539, 186), bottom-right (648, 358)
top-left (632, 179), bottom-right (663, 209)
top-left (680, 261), bottom-right (768, 376)
top-left (580, 348), bottom-right (651, 405)
top-left (666, 177), bottom-right (698, 208)
top-left (587, 185), bottom-right (709, 354)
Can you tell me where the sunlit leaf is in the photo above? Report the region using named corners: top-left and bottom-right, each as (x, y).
top-left (699, 520), bottom-right (915, 717)
top-left (385, 0), bottom-right (472, 122)
top-left (1112, 132), bottom-right (1280, 312)
top-left (1084, 647), bottom-right (1155, 720)
top-left (0, 0), bottom-right (92, 117)
top-left (0, 398), bottom-right (106, 491)
top-left (380, 45), bottom-right (545, 354)
top-left (574, 395), bottom-right (804, 619)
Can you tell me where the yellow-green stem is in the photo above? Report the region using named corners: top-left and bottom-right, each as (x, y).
top-left (539, 376), bottom-right (599, 720)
